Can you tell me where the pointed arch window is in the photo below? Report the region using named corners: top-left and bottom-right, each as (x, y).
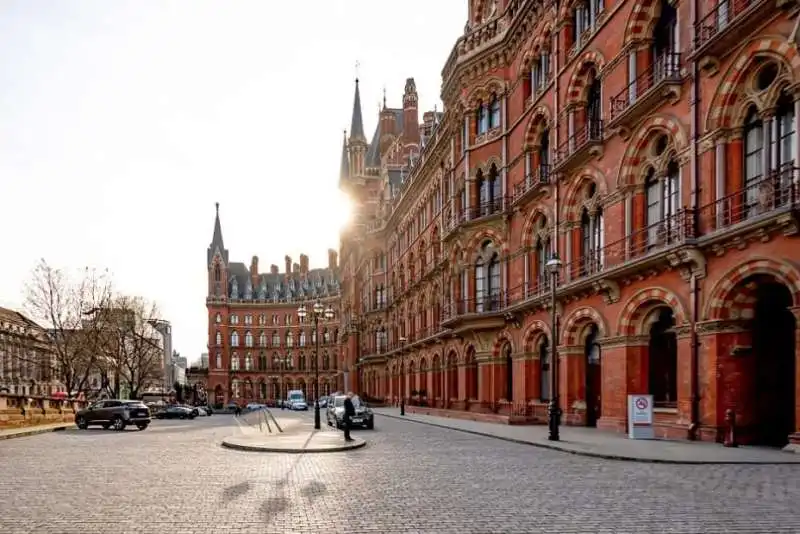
top-left (476, 241), bottom-right (501, 312)
top-left (323, 329), bottom-right (331, 344)
top-left (489, 94), bottom-right (501, 129)
top-left (579, 183), bottom-right (604, 275)
top-left (231, 352), bottom-right (240, 371)
top-left (286, 331), bottom-right (294, 348)
top-left (645, 161), bottom-right (680, 248)
top-left (311, 329), bottom-right (317, 344)
top-left (214, 313), bottom-right (221, 323)
top-left (535, 234), bottom-right (551, 290)
top-left (259, 353), bottom-right (267, 370)
top-left (539, 337), bottom-right (550, 401)
top-left (215, 352), bottom-right (222, 369)
top-left (244, 331), bottom-right (253, 347)
top-left (652, 0), bottom-right (678, 75)
top-left (299, 331), bottom-right (307, 347)
top-left (215, 331), bottom-right (222, 346)
top-left (259, 332), bottom-right (267, 347)
top-left (587, 77), bottom-right (602, 136)
top-left (245, 353), bottom-right (253, 371)
top-left (231, 331), bottom-right (239, 347)
top-left (299, 353), bottom-right (306, 371)
top-left (272, 331), bottom-right (280, 347)
top-left (323, 352), bottom-right (330, 370)
top-left (476, 100), bottom-right (489, 135)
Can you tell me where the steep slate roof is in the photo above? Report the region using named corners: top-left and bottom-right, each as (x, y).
top-left (225, 263), bottom-right (340, 303)
top-left (350, 79), bottom-right (366, 141)
top-left (207, 203), bottom-right (229, 267)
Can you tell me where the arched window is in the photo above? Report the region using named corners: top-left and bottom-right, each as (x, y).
top-left (244, 331), bottom-right (253, 347)
top-left (259, 332), bottom-right (267, 347)
top-left (214, 313), bottom-right (221, 323)
top-left (476, 101), bottom-right (488, 134)
top-left (299, 353), bottom-right (306, 371)
top-left (231, 331), bottom-right (239, 347)
top-left (214, 265), bottom-right (221, 281)
top-left (476, 241), bottom-right (501, 312)
top-left (231, 352), bottom-right (240, 370)
top-left (587, 76), bottom-right (602, 135)
top-left (272, 331), bottom-right (280, 347)
top-left (489, 94), bottom-right (501, 129)
top-left (215, 352), bottom-right (222, 369)
top-left (272, 352), bottom-right (281, 369)
top-left (245, 353), bottom-right (253, 371)
top-left (539, 337), bottom-right (550, 401)
top-left (652, 0), bottom-right (678, 67)
top-left (323, 352), bottom-right (330, 370)
top-left (475, 254), bottom-right (486, 312)
top-left (311, 329), bottom-right (317, 344)
top-left (286, 331), bottom-right (293, 348)
top-left (648, 308), bottom-right (677, 408)
top-left (323, 329), bottom-right (331, 343)
top-left (259, 353), bottom-right (267, 370)
top-left (215, 331), bottom-right (222, 346)
top-left (299, 331), bottom-right (307, 347)
top-left (579, 183), bottom-right (603, 275)
top-left (539, 129), bottom-right (550, 176)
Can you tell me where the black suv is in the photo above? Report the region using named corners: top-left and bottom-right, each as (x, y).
top-left (75, 400), bottom-right (151, 431)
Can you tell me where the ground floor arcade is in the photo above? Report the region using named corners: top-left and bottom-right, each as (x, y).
top-left (361, 258), bottom-right (800, 447)
top-left (206, 372), bottom-right (344, 406)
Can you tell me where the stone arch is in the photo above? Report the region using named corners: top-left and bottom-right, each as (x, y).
top-left (561, 306), bottom-right (609, 346)
top-left (461, 342), bottom-right (477, 364)
top-left (616, 114), bottom-right (689, 188)
top-left (706, 36), bottom-right (800, 131)
top-left (622, 0), bottom-right (664, 46)
top-left (562, 165), bottom-right (610, 222)
top-left (523, 105), bottom-right (552, 149)
top-left (491, 330), bottom-right (516, 358)
top-left (565, 51), bottom-right (606, 106)
top-left (521, 203), bottom-right (555, 244)
top-left (464, 77), bottom-right (506, 109)
top-left (464, 228), bottom-right (507, 260)
top-left (522, 319), bottom-right (553, 352)
top-left (448, 240), bottom-right (465, 271)
top-left (704, 258), bottom-right (800, 321)
top-left (473, 156), bottom-right (503, 178)
top-left (617, 287), bottom-right (688, 336)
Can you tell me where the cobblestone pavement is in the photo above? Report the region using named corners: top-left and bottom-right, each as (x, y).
top-left (0, 413), bottom-right (799, 534)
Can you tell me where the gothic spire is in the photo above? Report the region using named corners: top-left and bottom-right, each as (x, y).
top-left (340, 130), bottom-right (350, 181)
top-left (349, 78), bottom-right (366, 142)
top-left (207, 202), bottom-right (229, 267)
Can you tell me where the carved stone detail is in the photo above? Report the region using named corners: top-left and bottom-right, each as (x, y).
top-left (695, 319), bottom-right (749, 335)
top-left (592, 279), bottom-right (621, 304)
top-left (666, 246), bottom-right (707, 281)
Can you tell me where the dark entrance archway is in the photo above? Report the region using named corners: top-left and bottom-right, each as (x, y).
top-left (751, 281), bottom-right (796, 446)
top-left (584, 324), bottom-right (602, 427)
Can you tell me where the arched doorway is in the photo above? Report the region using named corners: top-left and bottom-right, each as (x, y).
top-left (503, 343), bottom-right (513, 402)
top-left (214, 385), bottom-right (224, 406)
top-left (647, 307), bottom-right (677, 409)
top-left (584, 324), bottom-right (602, 427)
top-left (751, 280), bottom-right (796, 446)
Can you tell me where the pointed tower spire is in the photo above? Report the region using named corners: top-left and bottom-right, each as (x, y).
top-left (207, 202), bottom-right (229, 267)
top-left (339, 130), bottom-right (350, 181)
top-left (349, 78), bottom-right (366, 142)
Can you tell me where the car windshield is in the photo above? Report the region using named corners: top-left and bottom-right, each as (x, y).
top-left (334, 396), bottom-right (345, 407)
top-left (289, 394), bottom-right (304, 401)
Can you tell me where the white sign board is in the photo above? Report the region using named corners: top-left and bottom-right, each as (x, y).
top-left (627, 394), bottom-right (654, 439)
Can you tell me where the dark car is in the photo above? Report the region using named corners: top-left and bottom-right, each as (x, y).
top-left (154, 406), bottom-right (196, 420)
top-left (75, 400), bottom-right (151, 431)
top-left (326, 395), bottom-right (374, 430)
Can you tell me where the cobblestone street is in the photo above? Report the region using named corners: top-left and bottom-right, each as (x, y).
top-left (1, 413), bottom-right (799, 533)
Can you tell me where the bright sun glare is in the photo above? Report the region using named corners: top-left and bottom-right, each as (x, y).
top-left (332, 191), bottom-right (354, 231)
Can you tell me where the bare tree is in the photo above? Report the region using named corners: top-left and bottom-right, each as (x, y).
top-left (23, 259), bottom-right (114, 398)
top-left (103, 296), bottom-right (163, 399)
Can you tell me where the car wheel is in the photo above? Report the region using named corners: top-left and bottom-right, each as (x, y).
top-left (75, 416), bottom-right (88, 430)
top-left (136, 423), bottom-right (149, 431)
top-left (111, 416), bottom-right (126, 431)
top-left (366, 420), bottom-right (374, 430)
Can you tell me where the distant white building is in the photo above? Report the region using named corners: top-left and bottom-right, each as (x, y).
top-left (200, 352), bottom-right (208, 368)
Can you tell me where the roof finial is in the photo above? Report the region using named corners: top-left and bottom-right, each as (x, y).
top-left (383, 85), bottom-right (387, 109)
top-left (355, 60), bottom-right (360, 82)
top-left (215, 202), bottom-right (219, 215)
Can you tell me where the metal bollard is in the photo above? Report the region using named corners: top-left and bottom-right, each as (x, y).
top-left (400, 398), bottom-right (405, 416)
top-left (723, 409), bottom-right (738, 448)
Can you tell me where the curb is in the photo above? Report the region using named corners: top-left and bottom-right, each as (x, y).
top-left (221, 437), bottom-right (366, 454)
top-left (0, 425), bottom-right (70, 441)
top-left (378, 413), bottom-right (800, 465)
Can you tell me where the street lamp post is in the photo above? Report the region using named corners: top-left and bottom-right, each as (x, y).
top-left (297, 300), bottom-right (335, 430)
top-left (398, 336), bottom-right (407, 416)
top-left (545, 253), bottom-right (563, 441)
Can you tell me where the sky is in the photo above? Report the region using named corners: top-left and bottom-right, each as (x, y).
top-left (0, 0), bottom-right (466, 364)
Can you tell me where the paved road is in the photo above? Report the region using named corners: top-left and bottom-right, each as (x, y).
top-left (0, 412), bottom-right (798, 534)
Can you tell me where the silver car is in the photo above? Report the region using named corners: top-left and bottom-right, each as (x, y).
top-left (326, 395), bottom-right (374, 430)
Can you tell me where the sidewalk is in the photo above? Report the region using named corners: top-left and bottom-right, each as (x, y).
top-left (374, 408), bottom-right (800, 464)
top-left (0, 422), bottom-right (72, 440)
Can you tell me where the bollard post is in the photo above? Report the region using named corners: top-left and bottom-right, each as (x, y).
top-left (400, 397), bottom-right (405, 416)
top-left (723, 409), bottom-right (738, 448)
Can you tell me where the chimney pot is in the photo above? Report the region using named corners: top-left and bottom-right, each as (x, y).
top-left (293, 262), bottom-right (300, 274)
top-left (285, 255), bottom-right (292, 274)
top-left (328, 248), bottom-right (338, 270)
top-left (299, 254), bottom-right (309, 275)
top-left (270, 264), bottom-right (279, 275)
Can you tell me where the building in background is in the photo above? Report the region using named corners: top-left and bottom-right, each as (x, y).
top-left (205, 204), bottom-right (342, 406)
top-left (199, 352), bottom-right (208, 368)
top-left (0, 307), bottom-right (62, 396)
top-left (172, 352), bottom-right (187, 386)
top-left (340, 0), bottom-right (800, 448)
top-left (148, 319), bottom-right (172, 392)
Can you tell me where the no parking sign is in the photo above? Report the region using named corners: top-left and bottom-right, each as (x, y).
top-left (628, 394), bottom-right (654, 440)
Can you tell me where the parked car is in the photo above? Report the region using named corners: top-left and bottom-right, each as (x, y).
top-left (286, 390), bottom-right (308, 411)
top-left (75, 400), bottom-right (151, 431)
top-left (326, 395), bottom-right (374, 430)
top-left (245, 403), bottom-right (266, 412)
top-left (154, 406), bottom-right (196, 420)
top-left (318, 396), bottom-right (329, 409)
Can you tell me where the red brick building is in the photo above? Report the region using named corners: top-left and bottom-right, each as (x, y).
top-left (205, 205), bottom-right (342, 406)
top-left (341, 0), bottom-right (800, 448)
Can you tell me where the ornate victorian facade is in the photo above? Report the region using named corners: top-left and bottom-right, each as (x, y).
top-left (341, 0), bottom-right (800, 448)
top-left (0, 307), bottom-right (62, 396)
top-left (205, 205), bottom-right (342, 406)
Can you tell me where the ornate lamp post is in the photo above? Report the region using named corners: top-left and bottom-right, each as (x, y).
top-left (297, 300), bottom-right (335, 430)
top-left (545, 253), bottom-right (563, 441)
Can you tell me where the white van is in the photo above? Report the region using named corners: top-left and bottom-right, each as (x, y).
top-left (286, 390), bottom-right (308, 411)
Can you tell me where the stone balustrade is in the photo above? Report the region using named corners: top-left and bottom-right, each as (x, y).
top-left (0, 393), bottom-right (88, 428)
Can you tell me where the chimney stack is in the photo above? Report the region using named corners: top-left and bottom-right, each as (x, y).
top-left (285, 255), bottom-right (291, 275)
top-left (250, 255), bottom-right (259, 275)
top-left (270, 264), bottom-right (279, 275)
top-left (328, 248), bottom-right (338, 270)
top-left (299, 254), bottom-right (309, 275)
top-left (293, 262), bottom-right (300, 274)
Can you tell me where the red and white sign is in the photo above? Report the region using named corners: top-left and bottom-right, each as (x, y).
top-left (628, 394), bottom-right (654, 439)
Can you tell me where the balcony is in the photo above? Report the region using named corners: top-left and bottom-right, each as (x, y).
top-left (692, 0), bottom-right (777, 64)
top-left (512, 164), bottom-right (552, 206)
top-left (441, 293), bottom-right (507, 333)
top-left (443, 197), bottom-right (511, 239)
top-left (609, 53), bottom-right (683, 131)
top-left (553, 120), bottom-right (604, 174)
top-left (697, 166), bottom-right (800, 246)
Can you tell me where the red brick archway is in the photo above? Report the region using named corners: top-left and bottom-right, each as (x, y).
top-left (561, 306), bottom-right (608, 346)
top-left (617, 287), bottom-right (688, 335)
